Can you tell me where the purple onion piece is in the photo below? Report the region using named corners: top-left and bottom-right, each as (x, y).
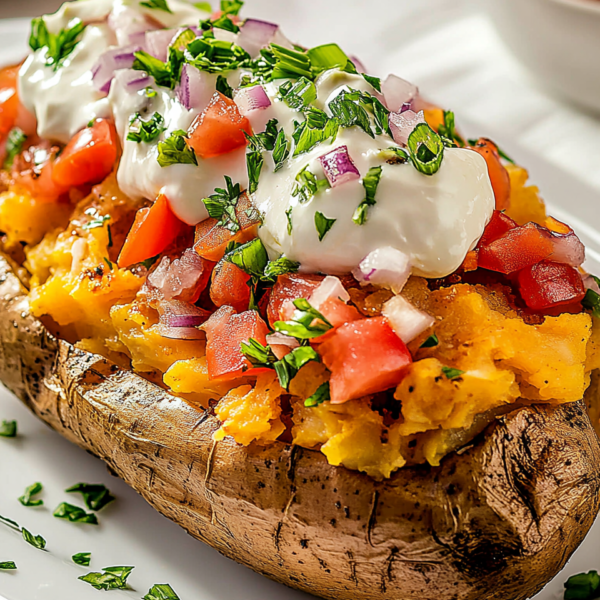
top-left (237, 18), bottom-right (279, 57)
top-left (318, 145), bottom-right (360, 188)
top-left (145, 29), bottom-right (177, 62)
top-left (382, 74), bottom-right (418, 112)
top-left (164, 314), bottom-right (207, 328)
top-left (176, 63), bottom-right (205, 110)
top-left (389, 110), bottom-right (426, 147)
top-left (233, 85), bottom-right (271, 116)
top-left (92, 45), bottom-right (141, 94)
top-left (400, 102), bottom-right (412, 113)
top-left (157, 324), bottom-right (205, 340)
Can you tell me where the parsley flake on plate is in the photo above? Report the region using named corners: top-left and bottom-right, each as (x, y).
top-left (0, 420), bottom-right (17, 437)
top-left (18, 482), bottom-right (44, 507)
top-left (53, 502), bottom-right (98, 525)
top-left (564, 570), bottom-right (600, 600)
top-left (79, 566), bottom-right (134, 591)
top-left (65, 483), bottom-right (115, 511)
top-left (72, 552), bottom-right (92, 567)
top-left (0, 561), bottom-right (17, 570)
top-left (144, 583), bottom-right (181, 600)
top-left (22, 528), bottom-right (46, 550)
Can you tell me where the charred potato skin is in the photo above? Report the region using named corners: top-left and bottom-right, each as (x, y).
top-left (1, 253), bottom-right (599, 600)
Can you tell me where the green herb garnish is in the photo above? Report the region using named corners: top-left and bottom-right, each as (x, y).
top-left (272, 128), bottom-right (290, 171)
top-left (441, 366), bottom-right (465, 380)
top-left (274, 298), bottom-right (333, 340)
top-left (53, 502), bottom-right (98, 525)
top-left (263, 256), bottom-right (300, 281)
top-left (278, 78), bottom-right (317, 110)
top-left (19, 482), bottom-right (44, 507)
top-left (66, 483), bottom-right (115, 511)
top-left (564, 570), bottom-right (600, 600)
top-left (379, 147), bottom-right (410, 164)
top-left (329, 90), bottom-right (373, 138)
top-left (420, 333), bottom-right (439, 348)
top-left (144, 583), bottom-right (181, 600)
top-left (79, 566), bottom-right (134, 591)
top-left (353, 165), bottom-right (382, 225)
top-left (407, 123), bottom-right (444, 176)
top-left (0, 562), bottom-right (17, 570)
top-left (225, 237), bottom-right (268, 278)
top-left (72, 552), bottom-right (92, 567)
top-left (361, 73), bottom-right (382, 92)
top-left (157, 130), bottom-right (198, 167)
top-left (127, 112), bottom-right (166, 144)
top-left (0, 420), bottom-right (17, 437)
top-left (133, 50), bottom-right (182, 89)
top-left (270, 44), bottom-right (312, 80)
top-left (22, 528), bottom-right (46, 550)
top-left (3, 128), bottom-right (27, 169)
top-left (141, 0), bottom-right (172, 12)
top-left (314, 211), bottom-right (336, 241)
top-left (216, 75), bottom-right (234, 98)
top-left (582, 277), bottom-right (600, 319)
top-left (307, 43), bottom-right (351, 76)
top-left (187, 37), bottom-right (250, 74)
top-left (291, 165), bottom-right (330, 204)
top-left (202, 176), bottom-right (243, 232)
top-left (286, 207), bottom-right (293, 234)
top-left (82, 211), bottom-right (110, 231)
top-left (305, 382), bottom-right (331, 407)
top-left (0, 515), bottom-right (20, 531)
top-left (29, 17), bottom-right (87, 71)
top-left (221, 0), bottom-right (244, 15)
top-left (437, 110), bottom-right (464, 147)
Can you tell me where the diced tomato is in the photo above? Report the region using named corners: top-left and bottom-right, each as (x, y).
top-left (469, 138), bottom-right (511, 211)
top-left (187, 92), bottom-right (252, 159)
top-left (52, 120), bottom-right (118, 188)
top-left (517, 260), bottom-right (585, 311)
top-left (317, 316), bottom-right (412, 404)
top-left (201, 306), bottom-right (270, 380)
top-left (12, 142), bottom-right (70, 202)
top-left (319, 297), bottom-right (362, 329)
top-left (477, 210), bottom-right (518, 248)
top-left (194, 193), bottom-right (260, 262)
top-left (210, 259), bottom-right (251, 313)
top-left (0, 66), bottom-right (19, 139)
top-left (267, 273), bottom-right (324, 327)
top-left (118, 194), bottom-right (188, 268)
top-left (477, 222), bottom-right (553, 274)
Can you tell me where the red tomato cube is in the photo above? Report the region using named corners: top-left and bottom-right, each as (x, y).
top-left (517, 260), bottom-right (585, 311)
top-left (201, 306), bottom-right (270, 380)
top-left (477, 210), bottom-right (518, 248)
top-left (317, 316), bottom-right (412, 404)
top-left (210, 259), bottom-right (252, 313)
top-left (267, 273), bottom-right (324, 327)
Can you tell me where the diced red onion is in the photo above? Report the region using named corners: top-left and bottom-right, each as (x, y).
top-left (352, 247), bottom-right (412, 293)
top-left (92, 45), bottom-right (141, 94)
top-left (237, 18), bottom-right (279, 57)
top-left (157, 299), bottom-right (210, 329)
top-left (389, 109), bottom-right (426, 146)
top-left (233, 85), bottom-right (271, 116)
top-left (108, 6), bottom-right (157, 47)
top-left (318, 145), bottom-right (360, 188)
top-left (382, 74), bottom-right (419, 112)
top-left (548, 231), bottom-right (586, 267)
top-left (349, 55), bottom-right (367, 73)
top-left (112, 69), bottom-right (151, 94)
top-left (176, 64), bottom-right (215, 111)
top-left (583, 274), bottom-right (600, 294)
top-left (266, 332), bottom-right (300, 360)
top-left (145, 29), bottom-right (177, 62)
top-left (309, 276), bottom-right (350, 310)
top-left (147, 249), bottom-right (212, 304)
top-left (400, 102), bottom-right (411, 113)
top-left (156, 324), bottom-right (206, 340)
top-left (382, 295), bottom-right (435, 344)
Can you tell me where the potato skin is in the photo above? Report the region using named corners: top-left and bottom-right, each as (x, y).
top-left (1, 253), bottom-right (600, 600)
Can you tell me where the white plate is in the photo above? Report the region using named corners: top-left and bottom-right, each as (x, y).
top-left (1, 11), bottom-right (600, 600)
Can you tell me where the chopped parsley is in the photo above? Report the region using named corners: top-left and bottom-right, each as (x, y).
top-left (53, 502), bottom-right (98, 525)
top-left (216, 75), bottom-right (234, 98)
top-left (241, 338), bottom-right (278, 368)
top-left (72, 552), bottom-right (92, 567)
top-left (286, 207), bottom-right (293, 234)
top-left (140, 0), bottom-right (173, 12)
top-left (407, 123), bottom-right (445, 176)
top-left (66, 483), bottom-right (115, 511)
top-left (314, 211), bottom-right (336, 241)
top-left (157, 130), bottom-right (198, 167)
top-left (22, 528), bottom-right (46, 550)
top-left (263, 256), bottom-right (300, 281)
top-left (305, 382), bottom-right (331, 408)
top-left (29, 17), bottom-right (87, 71)
top-left (246, 152), bottom-right (263, 195)
top-left (133, 50), bottom-right (183, 89)
top-left (274, 298), bottom-right (333, 340)
top-left (0, 562), bottom-right (17, 570)
top-left (437, 110), bottom-right (464, 147)
top-left (127, 112), bottom-right (166, 144)
top-left (291, 166), bottom-right (329, 205)
top-left (18, 482), bottom-right (44, 507)
top-left (583, 277), bottom-right (600, 319)
top-left (246, 119), bottom-right (289, 191)
top-left (187, 37), bottom-right (250, 74)
top-left (564, 570), bottom-right (600, 600)
top-left (221, 0), bottom-right (244, 15)
top-left (3, 128), bottom-right (27, 169)
top-left (226, 238), bottom-right (269, 278)
top-left (0, 420), bottom-right (17, 437)
top-left (441, 366), bottom-right (465, 380)
top-left (420, 333), bottom-right (439, 348)
top-left (79, 566), bottom-right (134, 591)
top-left (202, 176), bottom-right (243, 232)
top-left (272, 128), bottom-right (290, 171)
top-left (328, 88), bottom-right (391, 138)
top-left (353, 165), bottom-right (382, 225)
top-left (361, 73), bottom-right (382, 93)
top-left (144, 584), bottom-right (181, 600)
top-left (292, 109), bottom-right (339, 156)
top-left (278, 78), bottom-right (317, 110)
top-left (0, 515), bottom-right (20, 531)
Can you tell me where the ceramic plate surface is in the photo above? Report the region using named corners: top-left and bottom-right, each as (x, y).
top-left (1, 11), bottom-right (600, 600)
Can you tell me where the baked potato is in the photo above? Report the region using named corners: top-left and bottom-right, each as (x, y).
top-left (1, 253), bottom-right (600, 600)
top-left (2, 0), bottom-right (600, 598)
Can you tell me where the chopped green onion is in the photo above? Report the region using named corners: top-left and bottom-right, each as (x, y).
top-left (22, 528), bottom-right (46, 550)
top-left (407, 123), bottom-right (444, 176)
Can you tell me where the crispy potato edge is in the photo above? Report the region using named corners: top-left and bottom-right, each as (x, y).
top-left (1, 253), bottom-right (599, 600)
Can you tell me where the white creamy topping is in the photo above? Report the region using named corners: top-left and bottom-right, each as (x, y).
top-left (18, 0), bottom-right (495, 279)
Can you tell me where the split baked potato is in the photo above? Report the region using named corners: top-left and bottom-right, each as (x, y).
top-left (1, 253), bottom-right (600, 600)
